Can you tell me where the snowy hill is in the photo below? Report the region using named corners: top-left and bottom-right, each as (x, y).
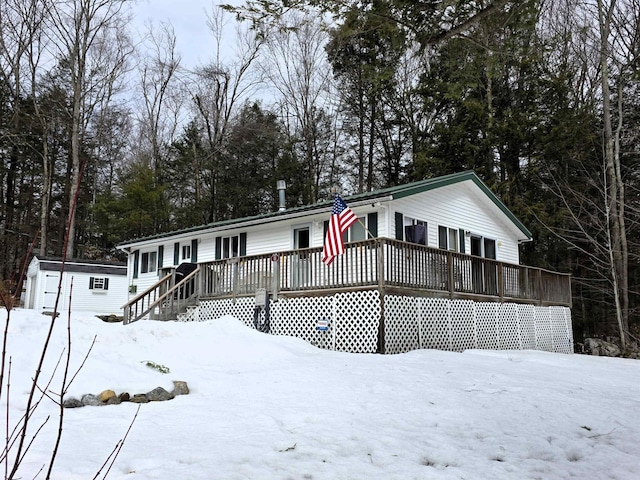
top-left (2, 308), bottom-right (639, 479)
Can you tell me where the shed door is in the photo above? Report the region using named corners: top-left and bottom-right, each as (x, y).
top-left (42, 273), bottom-right (60, 311)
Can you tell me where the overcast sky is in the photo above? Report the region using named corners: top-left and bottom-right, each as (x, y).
top-left (129, 0), bottom-right (241, 70)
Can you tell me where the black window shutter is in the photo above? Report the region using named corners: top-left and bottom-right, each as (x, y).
top-left (395, 212), bottom-right (404, 240)
top-left (174, 243), bottom-right (180, 265)
top-left (367, 212), bottom-right (378, 238)
top-left (240, 232), bottom-right (247, 256)
top-left (215, 237), bottom-right (222, 260)
top-left (323, 221), bottom-right (329, 238)
top-left (459, 230), bottom-right (466, 254)
top-left (104, 278), bottom-right (109, 290)
top-left (191, 239), bottom-right (198, 262)
top-left (89, 277), bottom-right (94, 289)
top-left (133, 250), bottom-right (139, 279)
top-left (158, 245), bottom-right (164, 269)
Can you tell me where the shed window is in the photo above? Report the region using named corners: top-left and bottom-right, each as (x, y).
top-left (141, 251), bottom-right (157, 274)
top-left (182, 245), bottom-right (191, 261)
top-left (89, 277), bottom-right (109, 291)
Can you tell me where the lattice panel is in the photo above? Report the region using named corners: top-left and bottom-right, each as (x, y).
top-left (419, 298), bottom-right (451, 351)
top-left (476, 302), bottom-right (499, 349)
top-left (498, 303), bottom-right (521, 350)
top-left (518, 304), bottom-right (536, 349)
top-left (534, 306), bottom-right (553, 352)
top-left (189, 293), bottom-right (573, 357)
top-left (333, 291), bottom-right (380, 353)
top-left (383, 295), bottom-right (419, 354)
top-left (270, 296), bottom-right (334, 350)
top-left (450, 300), bottom-right (476, 352)
top-left (198, 298), bottom-right (255, 328)
top-left (550, 306), bottom-right (573, 354)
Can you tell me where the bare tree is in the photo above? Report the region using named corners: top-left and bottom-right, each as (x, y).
top-left (133, 20), bottom-right (182, 233)
top-left (0, 0), bottom-right (48, 275)
top-left (188, 5), bottom-right (264, 222)
top-left (260, 12), bottom-right (335, 203)
top-left (536, 0), bottom-right (638, 348)
top-left (45, 0), bottom-right (132, 257)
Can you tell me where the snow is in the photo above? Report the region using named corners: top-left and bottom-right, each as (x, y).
top-left (2, 308), bottom-right (640, 480)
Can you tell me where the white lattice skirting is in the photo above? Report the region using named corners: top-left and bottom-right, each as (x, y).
top-left (191, 292), bottom-right (573, 355)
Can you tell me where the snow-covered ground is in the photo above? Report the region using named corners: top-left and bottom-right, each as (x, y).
top-left (2, 308), bottom-right (639, 479)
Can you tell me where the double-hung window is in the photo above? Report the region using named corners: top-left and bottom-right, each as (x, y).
top-left (222, 235), bottom-right (240, 259)
top-left (141, 251), bottom-right (157, 274)
top-left (438, 226), bottom-right (459, 252)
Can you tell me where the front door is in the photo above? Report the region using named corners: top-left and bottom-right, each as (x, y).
top-left (470, 236), bottom-right (498, 295)
top-left (292, 226), bottom-right (311, 288)
top-left (470, 236), bottom-right (483, 293)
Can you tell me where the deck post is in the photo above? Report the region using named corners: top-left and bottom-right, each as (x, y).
top-left (537, 269), bottom-right (543, 305)
top-left (498, 262), bottom-right (504, 302)
top-left (448, 251), bottom-right (455, 298)
top-left (376, 239), bottom-right (386, 354)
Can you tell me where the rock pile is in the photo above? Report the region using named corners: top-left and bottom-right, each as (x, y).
top-left (63, 380), bottom-right (189, 408)
top-left (581, 338), bottom-right (640, 358)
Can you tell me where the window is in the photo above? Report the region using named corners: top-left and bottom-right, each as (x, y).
top-left (222, 235), bottom-right (240, 259)
top-left (141, 251), bottom-right (157, 274)
top-left (349, 217), bottom-right (366, 242)
top-left (438, 226), bottom-right (459, 251)
top-left (404, 217), bottom-right (427, 245)
top-left (89, 277), bottom-right (109, 291)
top-left (182, 244), bottom-right (191, 261)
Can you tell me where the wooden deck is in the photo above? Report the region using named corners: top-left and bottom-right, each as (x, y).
top-left (123, 238), bottom-right (571, 324)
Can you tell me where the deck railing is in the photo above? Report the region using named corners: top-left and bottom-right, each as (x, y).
top-left (123, 238), bottom-right (571, 323)
top-left (197, 238), bottom-right (571, 306)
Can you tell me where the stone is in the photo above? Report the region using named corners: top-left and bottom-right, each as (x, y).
top-left (106, 396), bottom-right (122, 405)
top-left (130, 394), bottom-right (149, 403)
top-left (63, 397), bottom-right (84, 408)
top-left (172, 381), bottom-right (189, 396)
top-left (81, 394), bottom-right (102, 406)
top-left (98, 389), bottom-right (117, 402)
top-left (146, 386), bottom-right (173, 401)
top-left (584, 338), bottom-right (621, 357)
top-left (119, 392), bottom-right (131, 402)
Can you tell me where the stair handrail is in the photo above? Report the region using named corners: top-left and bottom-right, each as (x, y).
top-left (123, 268), bottom-right (200, 324)
top-left (122, 272), bottom-right (173, 309)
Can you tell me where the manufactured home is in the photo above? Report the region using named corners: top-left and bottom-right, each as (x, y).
top-left (24, 256), bottom-right (128, 316)
top-left (118, 171), bottom-right (573, 355)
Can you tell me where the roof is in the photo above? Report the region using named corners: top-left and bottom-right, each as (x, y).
top-left (118, 170), bottom-right (532, 248)
top-left (33, 256), bottom-right (127, 276)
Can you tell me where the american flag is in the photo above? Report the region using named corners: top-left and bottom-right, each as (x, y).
top-left (322, 195), bottom-right (358, 265)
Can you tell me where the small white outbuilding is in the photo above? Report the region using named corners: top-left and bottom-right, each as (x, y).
top-left (23, 256), bottom-right (128, 316)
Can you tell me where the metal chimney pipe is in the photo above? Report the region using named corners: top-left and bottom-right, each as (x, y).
top-left (277, 180), bottom-right (286, 212)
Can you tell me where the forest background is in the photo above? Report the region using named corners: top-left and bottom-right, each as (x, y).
top-left (1, 0), bottom-right (638, 346)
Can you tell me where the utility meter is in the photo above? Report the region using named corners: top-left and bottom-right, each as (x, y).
top-left (255, 288), bottom-right (267, 307)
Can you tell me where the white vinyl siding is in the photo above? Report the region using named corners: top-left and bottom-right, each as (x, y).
top-left (391, 183), bottom-right (521, 264)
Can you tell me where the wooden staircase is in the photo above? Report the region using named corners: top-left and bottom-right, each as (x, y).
top-left (122, 267), bottom-right (201, 324)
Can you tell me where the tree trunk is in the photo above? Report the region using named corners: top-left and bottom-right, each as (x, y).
top-left (598, 0), bottom-right (628, 348)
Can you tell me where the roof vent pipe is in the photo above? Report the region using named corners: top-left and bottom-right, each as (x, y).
top-left (277, 180), bottom-right (286, 212)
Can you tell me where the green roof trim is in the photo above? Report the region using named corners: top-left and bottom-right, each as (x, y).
top-left (118, 170), bottom-right (531, 246)
top-left (370, 170), bottom-right (532, 239)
